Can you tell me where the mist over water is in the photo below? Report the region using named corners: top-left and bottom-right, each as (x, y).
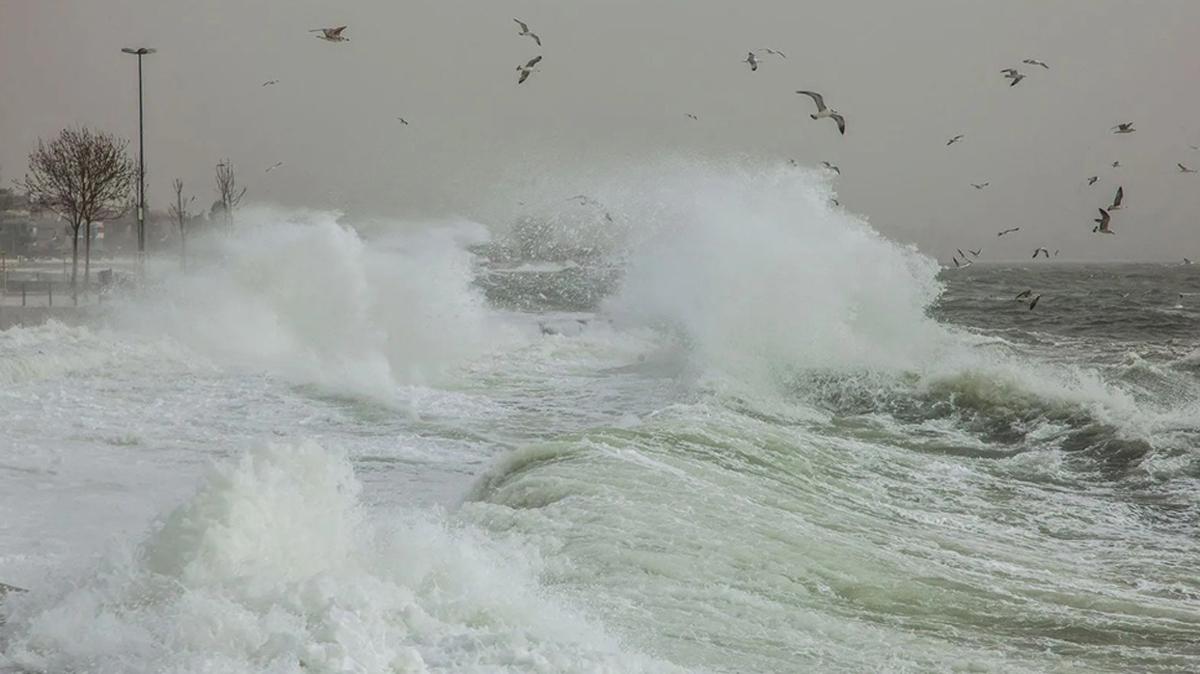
top-left (1, 160), bottom-right (1198, 672)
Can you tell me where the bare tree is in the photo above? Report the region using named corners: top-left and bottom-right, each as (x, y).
top-left (169, 178), bottom-right (196, 269)
top-left (214, 159), bottom-right (246, 232)
top-left (19, 128), bottom-right (136, 294)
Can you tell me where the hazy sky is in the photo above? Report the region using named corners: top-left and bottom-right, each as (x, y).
top-left (3, 0), bottom-right (1199, 261)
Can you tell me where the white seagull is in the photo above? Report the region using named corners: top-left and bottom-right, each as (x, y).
top-left (756, 48), bottom-right (787, 59)
top-left (396, 117), bottom-right (409, 125)
top-left (1087, 176), bottom-right (1098, 185)
top-left (947, 134), bottom-right (964, 146)
top-left (262, 79), bottom-right (279, 87)
top-left (311, 26), bottom-right (349, 42)
top-left (516, 55), bottom-right (542, 84)
top-left (796, 90), bottom-right (846, 135)
top-left (971, 182), bottom-right (989, 190)
top-left (743, 51), bottom-right (759, 72)
top-left (514, 19), bottom-right (541, 46)
top-left (1112, 122), bottom-right (1135, 134)
top-left (1093, 208), bottom-right (1113, 234)
top-left (1032, 247), bottom-right (1050, 259)
top-left (265, 162), bottom-right (283, 173)
top-left (1022, 58), bottom-right (1050, 69)
top-left (821, 161), bottom-right (840, 174)
top-left (1179, 163), bottom-right (1197, 173)
top-left (1108, 186), bottom-right (1124, 211)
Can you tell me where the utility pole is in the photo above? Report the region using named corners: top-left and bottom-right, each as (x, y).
top-left (121, 47), bottom-right (155, 264)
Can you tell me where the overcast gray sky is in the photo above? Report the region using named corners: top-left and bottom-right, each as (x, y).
top-left (3, 0), bottom-right (1199, 261)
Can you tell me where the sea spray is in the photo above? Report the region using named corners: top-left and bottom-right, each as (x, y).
top-left (601, 162), bottom-right (947, 384)
top-left (0, 441), bottom-right (675, 673)
top-left (113, 207), bottom-right (513, 407)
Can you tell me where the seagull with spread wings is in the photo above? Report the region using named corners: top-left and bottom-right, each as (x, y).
top-left (796, 90), bottom-right (846, 135)
top-left (1001, 68), bottom-right (1025, 86)
top-left (516, 55), bottom-right (543, 84)
top-left (311, 26), bottom-right (349, 42)
top-left (514, 19), bottom-right (541, 46)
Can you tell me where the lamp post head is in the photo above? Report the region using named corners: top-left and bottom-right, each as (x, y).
top-left (121, 47), bottom-right (156, 55)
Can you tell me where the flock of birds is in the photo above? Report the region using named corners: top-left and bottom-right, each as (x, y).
top-left (915, 63), bottom-right (1199, 312)
top-left (749, 50), bottom-right (1194, 312)
top-left (295, 24), bottom-right (1196, 314)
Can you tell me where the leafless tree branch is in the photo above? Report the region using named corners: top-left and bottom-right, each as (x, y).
top-left (20, 127), bottom-right (136, 292)
top-left (214, 159), bottom-right (247, 232)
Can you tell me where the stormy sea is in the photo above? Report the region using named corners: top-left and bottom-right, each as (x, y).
top-left (1, 164), bottom-right (1197, 673)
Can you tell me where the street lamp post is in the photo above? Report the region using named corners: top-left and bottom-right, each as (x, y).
top-left (121, 47), bottom-right (155, 262)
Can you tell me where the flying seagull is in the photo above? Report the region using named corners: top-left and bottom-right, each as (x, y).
top-left (1112, 161), bottom-right (1121, 168)
top-left (1015, 289), bottom-right (1033, 300)
top-left (821, 161), bottom-right (840, 174)
top-left (1028, 294), bottom-right (1042, 311)
top-left (1001, 68), bottom-right (1025, 86)
top-left (516, 55), bottom-right (542, 84)
top-left (311, 26), bottom-right (349, 42)
top-left (947, 134), bottom-right (964, 146)
top-left (265, 161), bottom-right (283, 173)
top-left (513, 19), bottom-right (541, 46)
top-left (952, 256), bottom-right (973, 269)
top-left (1112, 122), bottom-right (1135, 134)
top-left (1093, 208), bottom-right (1113, 234)
top-left (997, 227), bottom-right (1020, 236)
top-left (685, 113), bottom-right (698, 120)
top-left (796, 90), bottom-right (846, 135)
top-left (262, 79), bottom-right (279, 87)
top-left (1179, 163), bottom-right (1197, 173)
top-left (957, 248), bottom-right (967, 259)
top-left (1032, 247), bottom-right (1050, 259)
top-left (396, 117), bottom-right (409, 125)
top-left (971, 182), bottom-right (989, 190)
top-left (1108, 186), bottom-right (1124, 211)
top-left (1022, 58), bottom-right (1050, 69)
top-left (1087, 176), bottom-right (1098, 186)
top-left (743, 51), bottom-right (759, 72)
top-left (969, 249), bottom-right (981, 257)
top-left (756, 48), bottom-right (787, 59)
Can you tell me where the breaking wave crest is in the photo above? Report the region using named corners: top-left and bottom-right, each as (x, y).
top-left (117, 207), bottom-right (510, 406)
top-left (0, 441), bottom-right (672, 673)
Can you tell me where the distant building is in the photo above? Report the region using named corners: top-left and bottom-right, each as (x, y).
top-left (0, 188), bottom-right (65, 257)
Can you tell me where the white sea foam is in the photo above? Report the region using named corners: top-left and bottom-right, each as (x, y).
top-left (115, 207), bottom-right (515, 406)
top-left (0, 440), bottom-right (674, 673)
